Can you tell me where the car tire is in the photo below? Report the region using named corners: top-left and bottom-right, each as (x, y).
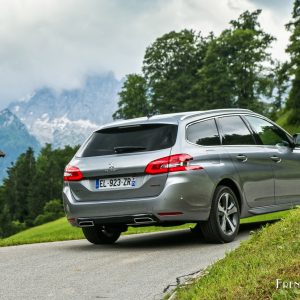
top-left (82, 225), bottom-right (121, 244)
top-left (201, 185), bottom-right (240, 243)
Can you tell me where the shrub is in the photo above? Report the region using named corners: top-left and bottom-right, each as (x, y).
top-left (33, 199), bottom-right (64, 226)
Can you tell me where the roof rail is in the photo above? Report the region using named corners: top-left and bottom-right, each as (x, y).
top-left (180, 108), bottom-right (253, 120)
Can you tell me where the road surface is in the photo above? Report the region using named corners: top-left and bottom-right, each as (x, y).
top-left (0, 226), bottom-right (256, 300)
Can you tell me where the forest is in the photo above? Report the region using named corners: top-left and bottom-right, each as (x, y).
top-left (0, 2), bottom-right (299, 238)
top-left (0, 145), bottom-right (78, 237)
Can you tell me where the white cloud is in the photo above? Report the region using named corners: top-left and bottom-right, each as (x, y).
top-left (0, 0), bottom-right (293, 109)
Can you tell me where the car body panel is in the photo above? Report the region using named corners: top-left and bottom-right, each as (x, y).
top-left (221, 145), bottom-right (275, 207)
top-left (63, 109), bottom-right (300, 227)
top-left (267, 145), bottom-right (300, 205)
top-left (68, 148), bottom-right (172, 201)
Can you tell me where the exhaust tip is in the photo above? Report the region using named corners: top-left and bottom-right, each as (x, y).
top-left (133, 217), bottom-right (155, 224)
top-left (78, 220), bottom-right (94, 227)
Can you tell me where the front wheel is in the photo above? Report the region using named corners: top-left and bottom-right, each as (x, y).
top-left (82, 225), bottom-right (121, 245)
top-left (201, 185), bottom-right (240, 243)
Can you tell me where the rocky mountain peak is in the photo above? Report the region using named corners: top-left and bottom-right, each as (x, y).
top-left (8, 72), bottom-right (122, 148)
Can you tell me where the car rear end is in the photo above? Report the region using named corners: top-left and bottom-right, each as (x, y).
top-left (62, 118), bottom-right (213, 230)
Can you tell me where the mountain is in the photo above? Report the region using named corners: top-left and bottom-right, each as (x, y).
top-left (0, 109), bottom-right (40, 181)
top-left (8, 72), bottom-right (122, 148)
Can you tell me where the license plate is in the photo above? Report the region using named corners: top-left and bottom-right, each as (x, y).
top-left (95, 177), bottom-right (137, 189)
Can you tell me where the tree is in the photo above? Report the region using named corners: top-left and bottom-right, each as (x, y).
top-left (113, 74), bottom-right (149, 120)
top-left (269, 61), bottom-right (290, 120)
top-left (285, 0), bottom-right (300, 124)
top-left (142, 29), bottom-right (210, 113)
top-left (27, 144), bottom-right (55, 219)
top-left (27, 144), bottom-right (78, 222)
top-left (194, 10), bottom-right (275, 113)
top-left (1, 148), bottom-right (36, 222)
top-left (0, 188), bottom-right (13, 237)
top-left (193, 36), bottom-right (236, 110)
top-left (113, 13), bottom-right (276, 118)
top-left (0, 139), bottom-right (79, 237)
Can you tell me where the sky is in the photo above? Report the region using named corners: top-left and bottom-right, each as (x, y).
top-left (0, 0), bottom-right (294, 109)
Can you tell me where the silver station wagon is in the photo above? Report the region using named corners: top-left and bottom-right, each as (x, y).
top-left (63, 109), bottom-right (300, 244)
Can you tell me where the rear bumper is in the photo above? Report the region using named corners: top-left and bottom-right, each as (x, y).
top-left (76, 214), bottom-right (159, 227)
top-left (63, 172), bottom-right (214, 225)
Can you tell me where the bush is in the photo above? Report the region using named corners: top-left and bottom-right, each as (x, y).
top-left (10, 220), bottom-right (26, 234)
top-left (33, 199), bottom-right (64, 226)
top-left (0, 220), bottom-right (26, 238)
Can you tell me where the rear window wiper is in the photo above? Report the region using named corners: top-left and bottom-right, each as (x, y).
top-left (114, 146), bottom-right (146, 153)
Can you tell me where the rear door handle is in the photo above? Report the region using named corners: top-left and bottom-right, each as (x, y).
top-left (270, 156), bottom-right (281, 163)
top-left (236, 154), bottom-right (248, 162)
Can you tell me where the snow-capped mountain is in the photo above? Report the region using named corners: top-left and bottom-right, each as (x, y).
top-left (9, 72), bottom-right (122, 148)
top-left (0, 109), bottom-right (40, 181)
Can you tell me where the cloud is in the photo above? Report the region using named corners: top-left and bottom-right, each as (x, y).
top-left (249, 0), bottom-right (293, 15)
top-left (0, 0), bottom-right (294, 109)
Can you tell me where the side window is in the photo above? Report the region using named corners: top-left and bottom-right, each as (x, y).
top-left (218, 116), bottom-right (255, 145)
top-left (245, 116), bottom-right (290, 146)
top-left (186, 119), bottom-right (220, 146)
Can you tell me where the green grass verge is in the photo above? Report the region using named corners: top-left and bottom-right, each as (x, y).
top-left (174, 207), bottom-right (300, 300)
top-left (0, 218), bottom-right (194, 247)
top-left (0, 210), bottom-right (290, 247)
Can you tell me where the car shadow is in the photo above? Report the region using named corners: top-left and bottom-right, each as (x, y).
top-left (66, 220), bottom-right (278, 252)
top-left (239, 220), bottom-right (277, 232)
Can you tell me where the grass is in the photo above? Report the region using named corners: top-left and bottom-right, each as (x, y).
top-left (0, 218), bottom-right (194, 247)
top-left (0, 209), bottom-right (290, 247)
top-left (174, 207), bottom-right (300, 300)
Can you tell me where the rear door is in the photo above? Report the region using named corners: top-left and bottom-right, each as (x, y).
top-left (216, 115), bottom-right (275, 208)
top-left (69, 123), bottom-right (178, 201)
top-left (184, 117), bottom-right (222, 176)
top-left (244, 115), bottom-right (300, 206)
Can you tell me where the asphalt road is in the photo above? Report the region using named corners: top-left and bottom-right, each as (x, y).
top-left (0, 226), bottom-right (256, 300)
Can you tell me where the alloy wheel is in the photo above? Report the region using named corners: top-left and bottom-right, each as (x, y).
top-left (217, 192), bottom-right (238, 235)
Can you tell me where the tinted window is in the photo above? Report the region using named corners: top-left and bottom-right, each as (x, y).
top-left (245, 116), bottom-right (290, 146)
top-left (78, 124), bottom-right (178, 157)
top-left (187, 119), bottom-right (220, 146)
top-left (218, 116), bottom-right (255, 145)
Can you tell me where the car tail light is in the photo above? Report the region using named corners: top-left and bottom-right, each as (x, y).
top-left (158, 212), bottom-right (183, 216)
top-left (145, 154), bottom-right (203, 175)
top-left (64, 165), bottom-right (83, 181)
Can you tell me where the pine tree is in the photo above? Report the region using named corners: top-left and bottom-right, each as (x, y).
top-left (1, 148), bottom-right (36, 222)
top-left (0, 142), bottom-right (78, 236)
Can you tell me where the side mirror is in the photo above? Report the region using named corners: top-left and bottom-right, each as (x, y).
top-left (293, 133), bottom-right (300, 147)
top-left (0, 151), bottom-right (5, 157)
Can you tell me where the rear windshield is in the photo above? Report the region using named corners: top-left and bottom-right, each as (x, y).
top-left (77, 124), bottom-right (178, 157)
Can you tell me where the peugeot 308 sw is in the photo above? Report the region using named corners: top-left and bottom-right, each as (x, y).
top-left (63, 109), bottom-right (300, 244)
